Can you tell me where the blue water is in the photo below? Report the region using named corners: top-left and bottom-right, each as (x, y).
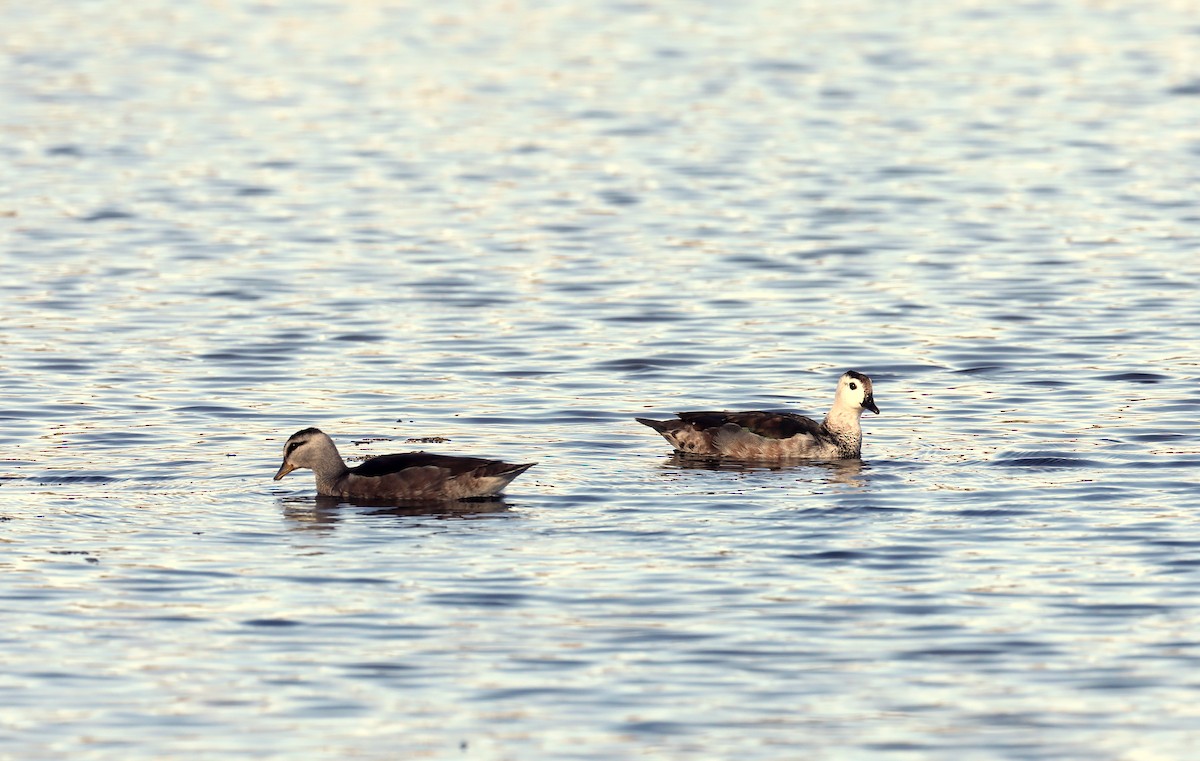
top-left (4, 1), bottom-right (1200, 758)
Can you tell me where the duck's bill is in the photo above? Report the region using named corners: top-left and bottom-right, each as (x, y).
top-left (274, 462), bottom-right (297, 480)
top-left (864, 397), bottom-right (880, 414)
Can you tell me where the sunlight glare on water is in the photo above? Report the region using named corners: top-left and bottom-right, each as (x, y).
top-left (3, 1), bottom-right (1200, 759)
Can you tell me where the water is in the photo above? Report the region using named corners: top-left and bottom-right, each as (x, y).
top-left (3, 1), bottom-right (1200, 758)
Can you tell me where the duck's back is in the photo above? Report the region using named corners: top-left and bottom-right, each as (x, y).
top-left (350, 452), bottom-right (503, 478)
top-left (676, 411), bottom-right (825, 440)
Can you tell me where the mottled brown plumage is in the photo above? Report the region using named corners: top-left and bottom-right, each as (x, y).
top-left (273, 428), bottom-right (534, 501)
top-left (636, 370), bottom-right (879, 460)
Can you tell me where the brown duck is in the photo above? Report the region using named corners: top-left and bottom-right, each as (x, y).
top-left (273, 428), bottom-right (534, 501)
top-left (636, 370), bottom-right (879, 460)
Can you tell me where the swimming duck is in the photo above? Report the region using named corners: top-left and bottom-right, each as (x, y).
top-left (636, 370), bottom-right (879, 460)
top-left (273, 428), bottom-right (535, 501)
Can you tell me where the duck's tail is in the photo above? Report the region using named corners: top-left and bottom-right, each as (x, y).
top-left (498, 462), bottom-right (536, 478)
top-left (460, 461), bottom-right (536, 499)
top-left (635, 417), bottom-right (671, 432)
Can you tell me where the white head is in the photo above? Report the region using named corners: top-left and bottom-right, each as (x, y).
top-left (274, 427), bottom-right (342, 480)
top-left (833, 371), bottom-right (879, 415)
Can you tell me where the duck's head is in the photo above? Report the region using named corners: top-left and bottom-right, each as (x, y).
top-left (835, 370), bottom-right (879, 415)
top-left (274, 427), bottom-right (338, 480)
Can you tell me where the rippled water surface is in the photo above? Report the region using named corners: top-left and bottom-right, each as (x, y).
top-left (4, 1), bottom-right (1200, 758)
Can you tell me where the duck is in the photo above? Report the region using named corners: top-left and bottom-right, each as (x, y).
top-left (273, 428), bottom-right (535, 501)
top-left (636, 370), bottom-right (879, 460)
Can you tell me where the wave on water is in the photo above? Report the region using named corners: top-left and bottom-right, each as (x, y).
top-left (990, 449), bottom-right (1103, 469)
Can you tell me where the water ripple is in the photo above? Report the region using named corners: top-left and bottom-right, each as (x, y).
top-left (4, 1), bottom-right (1200, 759)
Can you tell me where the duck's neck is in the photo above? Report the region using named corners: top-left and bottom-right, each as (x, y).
top-left (823, 407), bottom-right (863, 457)
top-left (310, 445), bottom-right (350, 495)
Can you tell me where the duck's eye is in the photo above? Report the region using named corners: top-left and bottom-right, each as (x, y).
top-left (287, 441), bottom-right (302, 455)
top-left (849, 382), bottom-right (858, 390)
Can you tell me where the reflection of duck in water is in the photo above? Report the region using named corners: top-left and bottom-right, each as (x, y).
top-left (280, 495), bottom-right (514, 529)
top-left (273, 428), bottom-right (534, 501)
top-left (662, 453), bottom-right (866, 487)
top-left (637, 371), bottom-right (878, 460)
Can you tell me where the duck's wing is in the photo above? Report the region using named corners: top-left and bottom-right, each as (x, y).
top-left (345, 452), bottom-right (534, 500)
top-left (676, 411), bottom-right (824, 440)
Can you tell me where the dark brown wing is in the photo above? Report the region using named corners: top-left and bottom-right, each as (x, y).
top-left (351, 452), bottom-right (519, 478)
top-left (675, 411), bottom-right (825, 440)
